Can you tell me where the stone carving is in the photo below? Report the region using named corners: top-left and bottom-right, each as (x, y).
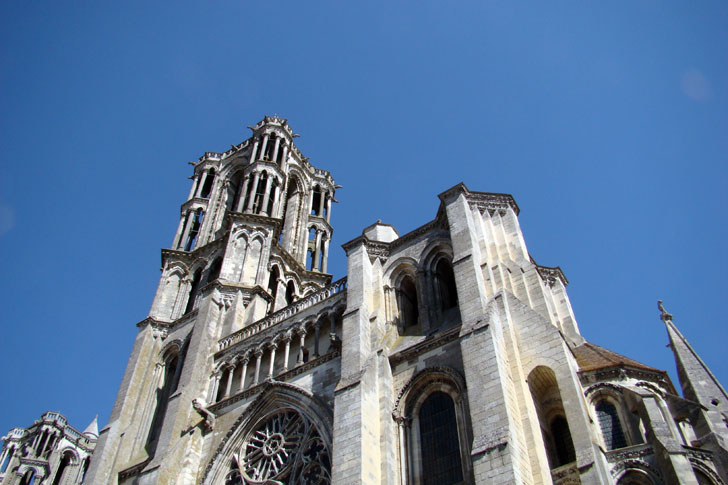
top-left (192, 399), bottom-right (216, 432)
top-left (658, 300), bottom-right (673, 322)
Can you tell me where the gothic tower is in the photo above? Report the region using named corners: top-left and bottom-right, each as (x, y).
top-left (84, 117), bottom-right (727, 485)
top-left (85, 116), bottom-right (340, 484)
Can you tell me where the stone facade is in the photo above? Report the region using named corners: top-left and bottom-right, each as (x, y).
top-left (0, 412), bottom-right (97, 485)
top-left (84, 116), bottom-right (727, 484)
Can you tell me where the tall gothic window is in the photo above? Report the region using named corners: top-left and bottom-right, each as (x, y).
top-left (0, 446), bottom-right (13, 472)
top-left (419, 392), bottom-right (463, 485)
top-left (199, 169), bottom-right (215, 198)
top-left (435, 259), bottom-right (458, 313)
top-left (184, 268), bottom-right (202, 314)
top-left (596, 400), bottom-right (627, 450)
top-left (550, 416), bottom-right (576, 467)
top-left (397, 275), bottom-right (419, 330)
top-left (146, 350), bottom-right (180, 452)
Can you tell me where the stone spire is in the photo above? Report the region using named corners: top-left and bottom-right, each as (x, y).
top-left (83, 414), bottom-right (99, 439)
top-left (659, 300), bottom-right (728, 406)
top-left (659, 300), bottom-right (728, 483)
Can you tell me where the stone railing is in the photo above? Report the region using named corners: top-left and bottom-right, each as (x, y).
top-left (217, 278), bottom-right (347, 351)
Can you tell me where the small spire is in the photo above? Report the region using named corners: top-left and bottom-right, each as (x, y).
top-left (657, 300), bottom-right (673, 322)
top-left (83, 415), bottom-right (99, 438)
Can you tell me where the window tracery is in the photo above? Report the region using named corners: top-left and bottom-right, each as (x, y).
top-left (227, 409), bottom-right (331, 484)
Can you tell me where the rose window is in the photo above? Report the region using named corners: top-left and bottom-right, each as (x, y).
top-left (231, 409), bottom-right (331, 484)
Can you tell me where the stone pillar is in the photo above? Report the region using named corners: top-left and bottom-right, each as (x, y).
top-left (210, 373), bottom-right (222, 402)
top-left (313, 230), bottom-right (323, 271)
top-left (396, 417), bottom-right (410, 485)
top-left (236, 174), bottom-right (250, 212)
top-left (297, 327), bottom-right (307, 364)
top-left (321, 237), bottom-right (330, 273)
top-left (280, 144), bottom-right (289, 172)
top-left (259, 134), bottom-right (270, 160)
top-left (272, 136), bottom-right (281, 163)
top-left (245, 172), bottom-right (260, 213)
top-left (250, 139), bottom-right (260, 163)
top-left (195, 170), bottom-right (208, 197)
top-left (267, 342), bottom-right (278, 378)
top-left (283, 334), bottom-right (292, 371)
top-left (261, 175), bottom-right (274, 216)
top-left (270, 183), bottom-right (281, 218)
top-left (223, 362), bottom-right (236, 399)
top-left (187, 175), bottom-right (199, 200)
top-left (318, 191), bottom-right (325, 217)
top-left (325, 195), bottom-right (332, 223)
top-left (313, 321), bottom-right (321, 358)
top-left (253, 348), bottom-right (263, 386)
top-left (239, 355), bottom-right (249, 391)
top-left (176, 211), bottom-right (193, 250)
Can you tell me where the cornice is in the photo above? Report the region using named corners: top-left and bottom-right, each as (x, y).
top-left (438, 183), bottom-right (520, 215)
top-left (389, 326), bottom-right (461, 366)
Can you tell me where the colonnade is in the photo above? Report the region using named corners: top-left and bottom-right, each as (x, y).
top-left (210, 313), bottom-right (339, 403)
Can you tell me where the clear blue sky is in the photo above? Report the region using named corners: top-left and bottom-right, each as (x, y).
top-left (1, 2), bottom-right (726, 436)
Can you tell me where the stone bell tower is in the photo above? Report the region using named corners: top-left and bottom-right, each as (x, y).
top-left (85, 116), bottom-right (338, 484)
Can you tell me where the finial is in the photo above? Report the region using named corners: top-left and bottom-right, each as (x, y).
top-left (658, 300), bottom-right (673, 322)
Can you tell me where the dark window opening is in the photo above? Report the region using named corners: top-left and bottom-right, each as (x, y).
top-left (267, 266), bottom-right (280, 312)
top-left (419, 392), bottom-right (463, 485)
top-left (146, 352), bottom-right (179, 452)
top-left (199, 169), bottom-right (215, 198)
top-left (216, 367), bottom-right (230, 402)
top-left (266, 179), bottom-right (277, 215)
top-left (0, 447), bottom-right (13, 472)
top-left (227, 172), bottom-right (244, 211)
top-left (184, 209), bottom-right (204, 251)
top-left (311, 188), bottom-right (321, 216)
top-left (253, 172), bottom-right (268, 214)
top-left (19, 469), bottom-right (35, 485)
top-left (225, 470), bottom-right (243, 485)
top-left (285, 280), bottom-right (296, 305)
top-left (550, 416), bottom-right (576, 467)
top-left (185, 269), bottom-right (203, 314)
top-left (265, 135), bottom-right (276, 160)
top-left (596, 400), bottom-right (627, 450)
top-left (435, 259), bottom-right (458, 312)
top-left (52, 452), bottom-right (72, 485)
top-left (207, 257), bottom-right (223, 284)
top-left (398, 276), bottom-right (419, 329)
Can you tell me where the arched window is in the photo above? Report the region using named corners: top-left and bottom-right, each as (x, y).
top-left (253, 172), bottom-right (268, 214)
top-left (267, 266), bottom-right (280, 312)
top-left (285, 280), bottom-right (296, 306)
top-left (184, 209), bottom-right (204, 251)
top-left (216, 367), bottom-right (231, 402)
top-left (0, 446), bottom-right (13, 472)
top-left (207, 257), bottom-right (223, 284)
top-left (550, 416), bottom-right (576, 467)
top-left (265, 134), bottom-right (276, 160)
top-left (146, 350), bottom-right (180, 452)
top-left (528, 366), bottom-right (576, 469)
top-left (397, 275), bottom-right (419, 330)
top-left (311, 186), bottom-right (322, 216)
top-left (434, 259), bottom-right (458, 313)
top-left (52, 451), bottom-right (74, 485)
top-left (596, 400), bottom-right (627, 450)
top-left (19, 468), bottom-right (36, 485)
top-left (185, 268), bottom-right (203, 314)
top-left (226, 171), bottom-right (244, 212)
top-left (266, 179), bottom-right (278, 216)
top-left (199, 169), bottom-right (215, 198)
top-left (617, 470), bottom-right (655, 485)
top-left (419, 392), bottom-right (464, 485)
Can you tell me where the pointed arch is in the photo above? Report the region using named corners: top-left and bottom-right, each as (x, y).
top-left (201, 382), bottom-right (333, 485)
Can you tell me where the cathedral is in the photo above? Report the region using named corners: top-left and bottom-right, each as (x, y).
top-left (66, 116), bottom-right (727, 484)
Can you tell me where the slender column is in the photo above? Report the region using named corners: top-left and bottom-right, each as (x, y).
top-left (396, 417), bottom-right (410, 485)
top-left (272, 136), bottom-right (282, 163)
top-left (280, 144), bottom-right (289, 171)
top-left (259, 134), bottom-right (270, 160)
top-left (267, 342), bottom-right (278, 378)
top-left (187, 175), bottom-right (199, 200)
top-left (238, 355), bottom-right (249, 391)
top-left (313, 321), bottom-right (321, 357)
top-left (245, 172), bottom-right (261, 213)
top-left (297, 328), bottom-right (307, 364)
top-left (223, 362), bottom-right (236, 398)
top-left (270, 184), bottom-right (281, 218)
top-left (178, 211), bottom-right (194, 250)
top-left (253, 348), bottom-right (263, 385)
top-left (327, 313), bottom-right (337, 352)
top-left (236, 174), bottom-right (250, 212)
top-left (172, 213), bottom-right (186, 248)
top-left (195, 170), bottom-right (209, 197)
top-left (325, 195), bottom-right (332, 223)
top-left (260, 175), bottom-right (274, 216)
top-left (318, 191), bottom-right (326, 218)
top-left (249, 139), bottom-right (260, 162)
top-left (321, 237), bottom-right (330, 273)
top-left (313, 230), bottom-right (323, 271)
top-left (283, 334), bottom-right (292, 371)
top-left (210, 373), bottom-right (222, 402)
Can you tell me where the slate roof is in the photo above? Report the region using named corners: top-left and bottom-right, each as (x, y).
top-left (572, 342), bottom-right (663, 374)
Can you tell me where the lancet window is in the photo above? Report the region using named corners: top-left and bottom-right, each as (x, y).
top-left (51, 450), bottom-right (75, 485)
top-left (184, 268), bottom-right (203, 314)
top-left (146, 348), bottom-right (182, 452)
top-left (595, 400), bottom-right (627, 450)
top-left (199, 169), bottom-right (216, 199)
top-left (397, 275), bottom-right (419, 331)
top-left (184, 209), bottom-right (204, 251)
top-left (19, 469), bottom-right (36, 485)
top-left (0, 446), bottom-right (13, 472)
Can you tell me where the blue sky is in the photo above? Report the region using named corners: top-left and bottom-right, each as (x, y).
top-left (1, 1), bottom-right (726, 436)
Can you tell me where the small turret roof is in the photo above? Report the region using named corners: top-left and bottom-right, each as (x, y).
top-left (83, 415), bottom-right (99, 438)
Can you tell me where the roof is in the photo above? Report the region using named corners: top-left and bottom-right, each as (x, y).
top-left (572, 342), bottom-right (663, 374)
